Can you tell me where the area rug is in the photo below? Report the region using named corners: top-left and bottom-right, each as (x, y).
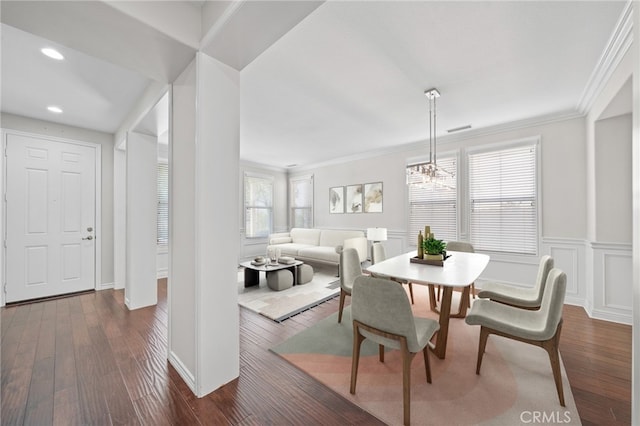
top-left (272, 285), bottom-right (581, 425)
top-left (237, 264), bottom-right (340, 322)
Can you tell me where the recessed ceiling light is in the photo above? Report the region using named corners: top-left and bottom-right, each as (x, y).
top-left (47, 106), bottom-right (63, 114)
top-left (41, 48), bottom-right (64, 60)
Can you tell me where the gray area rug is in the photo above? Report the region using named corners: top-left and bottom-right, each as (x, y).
top-left (237, 264), bottom-right (340, 322)
top-left (272, 287), bottom-right (581, 425)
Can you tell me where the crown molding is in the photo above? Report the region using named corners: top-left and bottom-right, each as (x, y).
top-left (576, 1), bottom-right (633, 114)
top-left (240, 159), bottom-right (288, 174)
top-left (249, 3), bottom-right (633, 174)
top-left (289, 109), bottom-right (583, 172)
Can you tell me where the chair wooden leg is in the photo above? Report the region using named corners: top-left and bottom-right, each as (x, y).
top-left (408, 283), bottom-right (415, 304)
top-left (350, 324), bottom-right (366, 394)
top-left (476, 326), bottom-right (490, 374)
top-left (437, 285), bottom-right (441, 301)
top-left (338, 289), bottom-right (347, 323)
top-left (543, 325), bottom-right (565, 406)
top-left (471, 282), bottom-right (476, 299)
top-left (401, 348), bottom-right (416, 426)
top-left (379, 344), bottom-right (385, 362)
top-left (422, 346), bottom-right (432, 384)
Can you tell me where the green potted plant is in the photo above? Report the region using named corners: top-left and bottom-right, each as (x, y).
top-left (422, 238), bottom-right (446, 261)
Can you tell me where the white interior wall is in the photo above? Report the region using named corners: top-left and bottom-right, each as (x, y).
top-left (125, 132), bottom-right (158, 309)
top-left (584, 46), bottom-right (634, 324)
top-left (170, 60), bottom-right (197, 384)
top-left (587, 48), bottom-right (635, 241)
top-left (113, 146), bottom-right (126, 289)
top-left (309, 117), bottom-right (587, 241)
top-left (114, 81), bottom-right (169, 149)
top-left (0, 112), bottom-right (115, 287)
top-left (284, 114), bottom-right (606, 311)
top-left (595, 113), bottom-right (633, 243)
top-left (631, 4), bottom-right (639, 423)
top-left (0, 130), bottom-right (3, 305)
top-left (170, 53), bottom-right (240, 397)
top-left (193, 52), bottom-right (240, 397)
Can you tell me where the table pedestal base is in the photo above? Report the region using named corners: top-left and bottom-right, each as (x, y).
top-left (428, 285), bottom-right (471, 359)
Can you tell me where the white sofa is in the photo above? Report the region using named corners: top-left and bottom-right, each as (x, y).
top-left (267, 228), bottom-right (368, 265)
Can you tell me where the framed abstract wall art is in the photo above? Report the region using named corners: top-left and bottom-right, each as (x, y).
top-left (329, 186), bottom-right (344, 213)
top-left (345, 184), bottom-right (363, 213)
top-left (364, 182), bottom-right (383, 212)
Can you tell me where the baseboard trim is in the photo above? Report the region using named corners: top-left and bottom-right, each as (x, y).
top-left (99, 281), bottom-right (114, 290)
top-left (169, 351), bottom-right (196, 394)
top-left (589, 308), bottom-right (632, 325)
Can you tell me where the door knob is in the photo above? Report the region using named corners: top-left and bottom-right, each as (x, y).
top-left (82, 236), bottom-right (93, 240)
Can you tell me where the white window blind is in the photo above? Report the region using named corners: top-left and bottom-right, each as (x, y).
top-left (157, 163), bottom-right (169, 246)
top-left (245, 174), bottom-right (273, 238)
top-left (290, 175), bottom-right (314, 228)
top-left (407, 156), bottom-right (457, 244)
top-left (468, 144), bottom-right (537, 255)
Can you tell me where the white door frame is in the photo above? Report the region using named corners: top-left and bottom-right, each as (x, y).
top-left (1, 129), bottom-right (102, 306)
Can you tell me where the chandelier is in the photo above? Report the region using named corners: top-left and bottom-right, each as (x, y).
top-left (406, 88), bottom-right (455, 187)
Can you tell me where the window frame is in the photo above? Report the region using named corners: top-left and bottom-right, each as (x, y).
top-left (244, 172), bottom-right (274, 239)
top-left (465, 136), bottom-right (541, 257)
top-left (157, 161), bottom-right (169, 248)
top-left (289, 174), bottom-right (314, 229)
top-left (406, 153), bottom-right (459, 245)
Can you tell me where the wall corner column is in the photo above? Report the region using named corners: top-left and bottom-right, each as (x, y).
top-left (170, 52), bottom-right (240, 397)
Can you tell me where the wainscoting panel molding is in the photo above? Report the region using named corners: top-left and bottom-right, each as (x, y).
top-left (543, 238), bottom-right (586, 306)
top-left (590, 242), bottom-right (632, 324)
top-left (385, 229), bottom-right (408, 258)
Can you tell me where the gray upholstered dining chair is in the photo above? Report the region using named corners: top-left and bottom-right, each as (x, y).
top-left (350, 275), bottom-right (440, 426)
top-left (371, 242), bottom-right (415, 304)
top-left (338, 247), bottom-right (363, 323)
top-left (465, 268), bottom-right (567, 406)
top-left (477, 255), bottom-right (554, 309)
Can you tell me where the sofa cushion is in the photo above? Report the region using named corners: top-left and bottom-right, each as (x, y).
top-left (266, 243), bottom-right (314, 258)
top-left (298, 246), bottom-right (340, 264)
top-left (319, 229), bottom-right (365, 248)
top-left (290, 228), bottom-right (321, 246)
top-left (270, 236), bottom-right (292, 245)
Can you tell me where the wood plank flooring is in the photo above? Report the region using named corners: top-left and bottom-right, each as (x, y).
top-left (1, 280), bottom-right (631, 425)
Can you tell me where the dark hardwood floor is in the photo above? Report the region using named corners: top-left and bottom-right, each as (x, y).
top-left (1, 280), bottom-right (631, 425)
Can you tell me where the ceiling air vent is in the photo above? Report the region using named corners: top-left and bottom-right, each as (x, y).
top-left (447, 125), bottom-right (472, 133)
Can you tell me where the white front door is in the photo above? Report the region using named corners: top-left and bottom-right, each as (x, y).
top-left (5, 133), bottom-right (96, 303)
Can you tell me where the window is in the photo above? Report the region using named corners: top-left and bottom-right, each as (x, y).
top-left (290, 175), bottom-right (314, 228)
top-left (244, 173), bottom-right (273, 238)
top-left (468, 142), bottom-right (538, 255)
top-left (157, 162), bottom-right (168, 246)
top-left (407, 156), bottom-right (457, 244)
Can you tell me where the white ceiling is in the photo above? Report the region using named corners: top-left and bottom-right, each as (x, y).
top-left (1, 24), bottom-right (152, 133)
top-left (0, 1), bottom-right (629, 168)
